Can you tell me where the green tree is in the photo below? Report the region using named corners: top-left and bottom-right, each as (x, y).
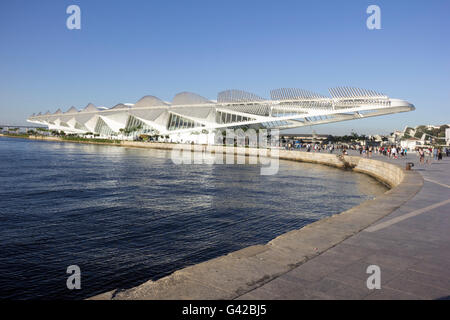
top-left (414, 131), bottom-right (423, 139)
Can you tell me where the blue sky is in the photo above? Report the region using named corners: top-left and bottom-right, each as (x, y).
top-left (0, 0), bottom-right (449, 135)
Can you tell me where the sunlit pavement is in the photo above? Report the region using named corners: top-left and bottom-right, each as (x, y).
top-left (238, 150), bottom-right (450, 300)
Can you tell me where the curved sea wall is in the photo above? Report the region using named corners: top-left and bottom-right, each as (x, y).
top-left (120, 142), bottom-right (407, 187)
top-left (90, 144), bottom-right (423, 300)
top-left (276, 150), bottom-right (405, 188)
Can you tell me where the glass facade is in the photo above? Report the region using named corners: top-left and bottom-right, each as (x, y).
top-left (94, 118), bottom-right (115, 136)
top-left (167, 113), bottom-right (204, 131)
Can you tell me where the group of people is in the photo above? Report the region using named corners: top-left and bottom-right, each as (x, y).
top-left (285, 142), bottom-right (332, 153)
top-left (356, 145), bottom-right (375, 158)
top-left (417, 147), bottom-right (445, 165)
top-left (283, 142), bottom-right (449, 166)
top-left (285, 142), bottom-right (375, 156)
top-left (375, 146), bottom-right (408, 159)
top-left (368, 145), bottom-right (447, 165)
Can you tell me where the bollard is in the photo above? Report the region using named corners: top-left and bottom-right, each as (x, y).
top-left (406, 162), bottom-right (414, 171)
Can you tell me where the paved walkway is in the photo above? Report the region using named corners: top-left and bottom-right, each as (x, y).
top-left (237, 151), bottom-right (450, 300)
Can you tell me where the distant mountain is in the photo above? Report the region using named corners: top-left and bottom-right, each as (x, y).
top-left (400, 124), bottom-right (449, 141)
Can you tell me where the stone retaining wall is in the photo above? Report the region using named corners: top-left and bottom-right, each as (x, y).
top-left (122, 141), bottom-right (405, 188)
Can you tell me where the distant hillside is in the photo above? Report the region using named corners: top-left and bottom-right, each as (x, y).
top-left (402, 124), bottom-right (448, 140)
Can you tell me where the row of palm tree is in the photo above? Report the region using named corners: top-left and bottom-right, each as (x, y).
top-left (118, 125), bottom-right (143, 136)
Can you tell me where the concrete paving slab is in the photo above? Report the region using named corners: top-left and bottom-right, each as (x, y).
top-left (384, 277), bottom-right (448, 300)
top-left (409, 261), bottom-right (450, 280)
top-left (364, 287), bottom-right (422, 300)
top-left (279, 259), bottom-right (340, 282)
top-left (394, 270), bottom-right (450, 291)
top-left (302, 278), bottom-right (371, 300)
top-left (113, 273), bottom-right (232, 300)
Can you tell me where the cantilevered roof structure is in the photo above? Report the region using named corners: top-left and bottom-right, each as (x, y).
top-left (27, 87), bottom-right (415, 138)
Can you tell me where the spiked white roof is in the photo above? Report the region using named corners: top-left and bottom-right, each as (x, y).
top-left (134, 95), bottom-right (169, 108)
top-left (172, 92), bottom-right (212, 105)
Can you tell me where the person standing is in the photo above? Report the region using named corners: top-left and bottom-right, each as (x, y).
top-left (426, 148), bottom-right (433, 165)
top-left (419, 148), bottom-right (425, 165)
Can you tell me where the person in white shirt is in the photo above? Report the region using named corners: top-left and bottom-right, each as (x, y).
top-left (391, 146), bottom-right (397, 159)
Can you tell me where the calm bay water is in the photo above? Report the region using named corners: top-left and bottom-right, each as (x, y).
top-left (0, 137), bottom-right (386, 299)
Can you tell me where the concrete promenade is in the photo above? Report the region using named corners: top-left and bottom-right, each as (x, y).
top-left (238, 151), bottom-right (450, 300)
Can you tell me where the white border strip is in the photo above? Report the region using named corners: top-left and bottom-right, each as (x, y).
top-left (365, 198), bottom-right (450, 232)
